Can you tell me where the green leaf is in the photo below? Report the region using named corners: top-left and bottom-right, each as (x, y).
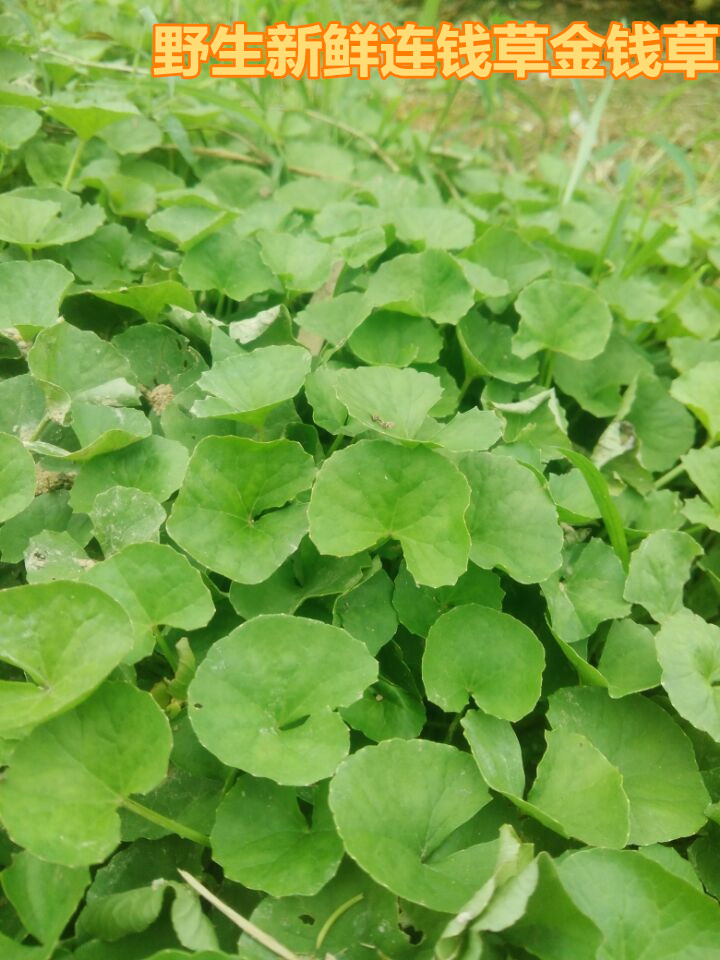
top-left (506, 853), bottom-right (602, 960)
top-left (513, 280), bottom-right (613, 360)
top-left (46, 100), bottom-right (138, 141)
top-left (0, 581), bottom-right (133, 737)
top-left (392, 206), bottom-right (474, 250)
top-left (0, 489), bottom-right (90, 564)
top-left (193, 345), bottom-right (310, 420)
top-left (527, 729), bottom-right (630, 848)
top-left (549, 468), bottom-right (599, 521)
top-left (366, 249), bottom-right (474, 325)
top-left (78, 884), bottom-right (166, 942)
top-left (0, 432), bottom-right (36, 523)
top-left (245, 859), bottom-right (422, 960)
top-left (89, 486), bottom-right (166, 555)
top-left (547, 687), bottom-right (709, 845)
top-left (309, 439), bottom-right (471, 588)
top-left (295, 292), bottom-right (370, 347)
top-left (597, 619), bottom-right (662, 698)
top-left (671, 361), bottom-right (720, 440)
top-left (341, 670), bottom-right (425, 743)
top-left (348, 311), bottom-right (442, 366)
top-left (0, 105), bottom-right (41, 149)
top-left (458, 313), bottom-right (538, 384)
top-left (0, 188), bottom-right (104, 248)
top-left (623, 373), bottom-right (695, 472)
top-left (147, 205), bottom-right (229, 250)
top-left (28, 321), bottom-right (139, 415)
top-left (624, 530), bottom-right (703, 621)
top-left (211, 778), bottom-right (342, 896)
top-left (462, 709), bottom-right (527, 799)
top-left (83, 543), bottom-right (215, 662)
top-left (0, 683), bottom-right (172, 866)
top-left (436, 825), bottom-right (537, 957)
top-left (113, 324), bottom-right (207, 395)
top-left (423, 605), bottom-right (544, 720)
top-left (180, 230), bottom-right (280, 301)
top-left (99, 115), bottom-right (163, 155)
top-left (542, 539), bottom-right (631, 644)
top-left (69, 436), bottom-right (189, 512)
top-left (29, 403), bottom-right (151, 463)
top-left (462, 226), bottom-right (549, 296)
top-left (333, 365), bottom-right (442, 441)
top-left (558, 849), bottom-right (720, 960)
top-left (188, 615), bottom-right (377, 785)
top-left (1, 852), bottom-right (89, 946)
top-left (656, 610), bottom-right (720, 741)
top-left (258, 230), bottom-right (334, 293)
top-left (0, 193), bottom-right (60, 246)
top-left (460, 451), bottom-right (562, 584)
top-left (553, 331), bottom-right (652, 418)
top-left (229, 538), bottom-right (369, 619)
top-left (683, 446), bottom-right (720, 511)
top-left (167, 436), bottom-right (315, 584)
top-left (329, 739), bottom-right (494, 913)
top-left (170, 884), bottom-right (220, 952)
top-left (0, 260), bottom-right (73, 335)
top-left (90, 282), bottom-right (196, 323)
top-left (24, 530), bottom-right (92, 584)
top-left (0, 374), bottom-right (46, 440)
top-left (334, 568), bottom-right (398, 655)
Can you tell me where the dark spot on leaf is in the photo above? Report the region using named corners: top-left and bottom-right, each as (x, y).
top-left (296, 795), bottom-right (314, 827)
top-left (399, 921), bottom-right (423, 945)
top-left (278, 714), bottom-right (310, 732)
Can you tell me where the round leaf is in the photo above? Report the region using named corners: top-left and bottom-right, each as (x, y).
top-left (329, 738), bottom-right (494, 912)
top-left (83, 543), bottom-right (215, 662)
top-left (211, 778), bottom-right (342, 897)
top-left (188, 615), bottom-right (377, 785)
top-left (528, 729), bottom-right (630, 849)
top-left (547, 687), bottom-right (709, 845)
top-left (69, 436), bottom-right (189, 513)
top-left (461, 452), bottom-right (562, 584)
top-left (513, 280), bottom-right (613, 360)
top-left (0, 683), bottom-right (172, 866)
top-left (0, 581), bottom-right (134, 737)
top-left (0, 260), bottom-right (73, 335)
top-left (193, 345), bottom-right (311, 419)
top-left (558, 849), bottom-right (720, 960)
top-left (167, 436), bottom-right (315, 584)
top-left (366, 249), bottom-right (474, 325)
top-left (423, 604), bottom-right (544, 720)
top-left (624, 530), bottom-right (703, 622)
top-left (309, 440), bottom-right (471, 588)
top-left (333, 365), bottom-right (442, 440)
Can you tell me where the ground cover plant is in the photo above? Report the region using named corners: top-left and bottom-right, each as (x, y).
top-left (1, 0), bottom-right (720, 957)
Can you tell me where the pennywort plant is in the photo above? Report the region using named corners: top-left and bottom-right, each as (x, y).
top-left (0, 1), bottom-right (720, 958)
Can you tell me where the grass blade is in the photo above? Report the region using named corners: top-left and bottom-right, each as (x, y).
top-left (560, 447), bottom-right (630, 571)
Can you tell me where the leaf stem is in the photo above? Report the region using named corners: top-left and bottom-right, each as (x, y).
top-left (315, 894), bottom-right (364, 950)
top-left (29, 414), bottom-right (51, 443)
top-left (62, 138), bottom-right (86, 191)
top-left (654, 462), bottom-right (686, 490)
top-left (155, 629), bottom-right (178, 671)
top-left (178, 870), bottom-right (301, 960)
top-left (122, 798), bottom-right (210, 848)
top-left (326, 432), bottom-right (345, 456)
top-left (539, 351), bottom-right (555, 388)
